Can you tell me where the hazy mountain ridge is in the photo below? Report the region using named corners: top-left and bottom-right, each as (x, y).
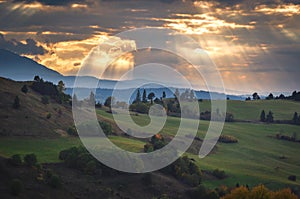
top-left (0, 49), bottom-right (245, 100)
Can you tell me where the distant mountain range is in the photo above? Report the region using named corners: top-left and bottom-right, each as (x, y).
top-left (0, 49), bottom-right (246, 100)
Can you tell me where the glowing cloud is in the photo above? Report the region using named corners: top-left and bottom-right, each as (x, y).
top-left (255, 4), bottom-right (300, 17)
top-left (80, 36), bottom-right (136, 79)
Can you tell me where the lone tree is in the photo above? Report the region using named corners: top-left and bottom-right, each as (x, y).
top-left (142, 89), bottom-right (147, 103)
top-left (57, 80), bottom-right (65, 93)
top-left (72, 94), bottom-right (78, 105)
top-left (34, 75), bottom-right (41, 82)
top-left (148, 92), bottom-right (155, 104)
top-left (260, 110), bottom-right (266, 122)
top-left (266, 111), bottom-right (274, 123)
top-left (252, 92), bottom-right (260, 100)
top-left (13, 96), bottom-right (20, 109)
top-left (89, 91), bottom-right (95, 106)
top-left (21, 85), bottom-right (28, 94)
top-left (266, 93), bottom-right (274, 100)
top-left (174, 89), bottom-right (180, 101)
top-left (162, 91), bottom-right (166, 99)
top-left (189, 90), bottom-right (195, 100)
top-left (135, 89), bottom-right (141, 103)
top-left (104, 96), bottom-right (115, 109)
top-left (278, 94), bottom-right (285, 99)
top-left (293, 112), bottom-right (298, 124)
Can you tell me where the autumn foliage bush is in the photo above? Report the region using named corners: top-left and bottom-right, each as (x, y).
top-left (218, 135), bottom-right (238, 143)
top-left (222, 184), bottom-right (297, 199)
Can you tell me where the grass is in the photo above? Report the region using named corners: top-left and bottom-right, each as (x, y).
top-left (1, 100), bottom-right (300, 190)
top-left (97, 108), bottom-right (300, 190)
top-left (192, 122), bottom-right (300, 189)
top-left (0, 137), bottom-right (81, 163)
top-left (198, 100), bottom-right (300, 121)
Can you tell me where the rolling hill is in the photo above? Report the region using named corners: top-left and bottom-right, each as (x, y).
top-left (0, 77), bottom-right (74, 136)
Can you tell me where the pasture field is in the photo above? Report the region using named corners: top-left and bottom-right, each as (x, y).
top-left (198, 99), bottom-right (300, 121)
top-left (0, 100), bottom-right (299, 190)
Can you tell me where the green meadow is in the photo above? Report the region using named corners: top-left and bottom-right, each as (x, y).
top-left (0, 100), bottom-right (299, 190)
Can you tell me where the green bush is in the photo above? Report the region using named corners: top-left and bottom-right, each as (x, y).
top-left (150, 134), bottom-right (166, 150)
top-left (99, 121), bottom-right (112, 135)
top-left (67, 126), bottom-right (77, 136)
top-left (144, 143), bottom-right (154, 153)
top-left (218, 135), bottom-right (238, 143)
top-left (49, 174), bottom-right (62, 189)
top-left (10, 179), bottom-right (24, 196)
top-left (129, 102), bottom-right (149, 114)
top-left (212, 169), bottom-right (226, 179)
top-left (9, 154), bottom-right (22, 166)
top-left (21, 85), bottom-right (28, 93)
top-left (24, 153), bottom-right (37, 167)
top-left (46, 113), bottom-right (51, 119)
top-left (162, 156), bottom-right (202, 187)
top-left (288, 175), bottom-right (296, 181)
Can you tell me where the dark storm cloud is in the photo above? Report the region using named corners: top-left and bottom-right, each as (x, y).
top-left (12, 0), bottom-right (88, 6)
top-left (0, 34), bottom-right (47, 55)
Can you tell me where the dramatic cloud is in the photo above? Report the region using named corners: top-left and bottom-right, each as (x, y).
top-left (13, 0), bottom-right (89, 6)
top-left (0, 33), bottom-right (47, 55)
top-left (0, 0), bottom-right (299, 93)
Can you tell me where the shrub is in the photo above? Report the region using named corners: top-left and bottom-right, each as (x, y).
top-left (130, 102), bottom-right (149, 114)
top-left (249, 184), bottom-right (270, 198)
top-left (144, 143), bottom-right (154, 153)
top-left (67, 126), bottom-right (77, 136)
top-left (163, 156), bottom-right (202, 187)
top-left (41, 96), bottom-right (49, 104)
top-left (46, 113), bottom-right (51, 119)
top-left (59, 147), bottom-right (81, 167)
top-left (271, 188), bottom-right (298, 199)
top-left (21, 85), bottom-right (28, 93)
top-left (222, 186), bottom-right (249, 199)
top-left (13, 96), bottom-right (20, 109)
top-left (215, 185), bottom-right (229, 197)
top-left (9, 154), bottom-right (22, 166)
top-left (10, 179), bottom-right (24, 196)
top-left (76, 153), bottom-right (94, 170)
top-left (223, 185), bottom-right (298, 199)
top-left (218, 135), bottom-right (238, 143)
top-left (24, 153), bottom-right (37, 166)
top-left (99, 121), bottom-right (112, 135)
top-left (212, 169), bottom-right (226, 179)
top-left (288, 175), bottom-right (296, 181)
top-left (49, 174), bottom-right (62, 189)
top-left (150, 134), bottom-right (166, 150)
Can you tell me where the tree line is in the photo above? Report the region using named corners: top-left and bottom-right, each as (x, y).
top-left (246, 91), bottom-right (300, 101)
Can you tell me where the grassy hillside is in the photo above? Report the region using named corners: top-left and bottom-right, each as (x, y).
top-left (198, 100), bottom-right (300, 121)
top-left (0, 77), bottom-right (74, 136)
top-left (1, 77), bottom-right (299, 192)
top-left (95, 109), bottom-right (300, 190)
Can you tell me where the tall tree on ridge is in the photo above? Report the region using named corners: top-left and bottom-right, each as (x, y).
top-left (142, 89), bottom-right (147, 103)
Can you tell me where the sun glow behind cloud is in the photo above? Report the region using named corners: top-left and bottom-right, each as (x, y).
top-left (24, 34), bottom-right (108, 74)
top-left (255, 4), bottom-right (300, 17)
top-left (1, 0), bottom-right (299, 93)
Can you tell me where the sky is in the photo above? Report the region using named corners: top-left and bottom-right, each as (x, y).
top-left (0, 0), bottom-right (299, 94)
